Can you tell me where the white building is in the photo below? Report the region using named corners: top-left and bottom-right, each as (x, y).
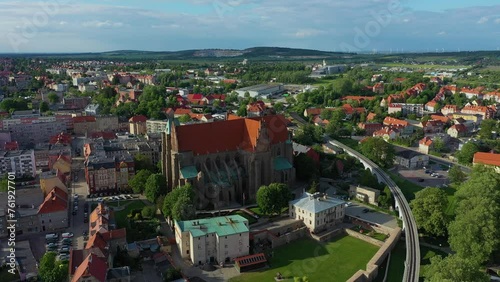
top-left (388, 103), bottom-right (424, 117)
top-left (146, 120), bottom-right (169, 134)
top-left (235, 84), bottom-right (284, 98)
top-left (349, 185), bottom-right (380, 205)
top-left (0, 150), bottom-right (36, 178)
top-left (289, 192), bottom-right (345, 234)
top-left (174, 215), bottom-right (250, 265)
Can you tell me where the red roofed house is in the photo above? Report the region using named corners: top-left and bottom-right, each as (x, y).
top-left (441, 105), bottom-right (458, 116)
top-left (419, 137), bottom-right (433, 154)
top-left (129, 115), bottom-right (148, 135)
top-left (174, 108), bottom-right (192, 118)
top-left (430, 114), bottom-right (451, 124)
top-left (163, 114), bottom-right (295, 208)
top-left (38, 186), bottom-right (68, 231)
top-left (90, 132), bottom-right (117, 140)
top-left (358, 122), bottom-right (383, 136)
top-left (447, 124), bottom-right (468, 138)
top-left (383, 117), bottom-right (414, 136)
top-left (372, 83), bottom-right (385, 94)
top-left (49, 132), bottom-right (72, 145)
top-left (373, 127), bottom-right (399, 141)
top-left (71, 253), bottom-right (108, 282)
top-left (484, 90), bottom-right (500, 103)
top-left (425, 100), bottom-right (438, 112)
top-left (460, 86), bottom-right (484, 99)
top-left (303, 108), bottom-right (322, 117)
top-left (421, 120), bottom-right (444, 134)
top-left (187, 94), bottom-right (204, 105)
top-left (341, 96), bottom-right (376, 103)
top-left (292, 142), bottom-right (320, 168)
top-left (366, 112), bottom-right (377, 121)
top-left (247, 101), bottom-right (268, 117)
top-left (342, 104), bottom-right (365, 118)
top-left (461, 105), bottom-right (496, 120)
top-left (473, 152), bottom-right (500, 173)
top-left (3, 141), bottom-right (19, 151)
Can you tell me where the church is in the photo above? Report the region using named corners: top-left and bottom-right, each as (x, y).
top-left (162, 114), bottom-right (295, 210)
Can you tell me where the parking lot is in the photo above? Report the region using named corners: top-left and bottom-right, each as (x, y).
top-left (397, 164), bottom-right (450, 188)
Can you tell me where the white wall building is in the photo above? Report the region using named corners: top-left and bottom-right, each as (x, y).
top-left (174, 215), bottom-right (250, 266)
top-left (235, 84), bottom-right (284, 98)
top-left (289, 192), bottom-right (345, 234)
top-left (0, 150), bottom-right (36, 178)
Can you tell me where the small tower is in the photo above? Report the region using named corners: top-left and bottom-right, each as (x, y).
top-left (323, 59), bottom-right (326, 67)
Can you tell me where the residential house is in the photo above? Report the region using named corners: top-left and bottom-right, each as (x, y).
top-left (70, 253), bottom-right (108, 282)
top-left (461, 105), bottom-right (496, 120)
top-left (484, 90), bottom-right (500, 103)
top-left (358, 123), bottom-right (383, 136)
top-left (473, 152), bottom-right (500, 173)
top-left (421, 120), bottom-right (444, 134)
top-left (395, 150), bottom-right (429, 169)
top-left (186, 94), bottom-right (204, 105)
top-left (38, 186), bottom-right (68, 232)
top-left (292, 142), bottom-right (320, 167)
top-left (418, 137), bottom-right (433, 154)
top-left (441, 105), bottom-right (458, 116)
top-left (371, 74), bottom-right (383, 82)
top-left (40, 170), bottom-right (68, 196)
top-left (129, 115), bottom-right (148, 135)
top-left (146, 120), bottom-right (169, 134)
top-left (246, 101), bottom-right (267, 117)
top-left (289, 192), bottom-right (345, 233)
top-left (84, 153), bottom-right (135, 196)
top-left (447, 124), bottom-right (468, 138)
top-left (383, 117), bottom-right (414, 136)
top-left (366, 112), bottom-right (377, 121)
top-left (341, 96), bottom-right (376, 103)
top-left (349, 185), bottom-right (380, 205)
top-left (373, 127), bottom-right (399, 141)
top-left (430, 114), bottom-right (451, 124)
top-left (174, 215), bottom-right (250, 265)
top-left (373, 82), bottom-right (384, 94)
top-left (85, 104), bottom-right (100, 116)
top-left (425, 100), bottom-right (438, 112)
top-left (73, 116), bottom-right (97, 135)
top-left (0, 188), bottom-right (43, 237)
top-left (342, 104), bottom-right (365, 118)
top-left (459, 86), bottom-right (484, 100)
top-left (451, 113), bottom-right (483, 124)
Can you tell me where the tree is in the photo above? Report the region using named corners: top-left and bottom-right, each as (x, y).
top-left (378, 186), bottom-right (394, 208)
top-left (39, 252), bottom-right (69, 282)
top-left (455, 142), bottom-right (479, 164)
top-left (256, 183), bottom-right (291, 215)
top-left (478, 119), bottom-right (497, 139)
top-left (0, 175), bottom-right (8, 192)
top-left (178, 114), bottom-right (192, 123)
top-left (410, 187), bottom-right (449, 236)
top-left (39, 101), bottom-right (50, 112)
top-left (425, 255), bottom-right (489, 282)
top-left (133, 154), bottom-right (155, 171)
top-left (144, 174), bottom-right (167, 203)
top-left (141, 206), bottom-right (156, 219)
top-left (162, 184), bottom-right (195, 219)
top-left (293, 154), bottom-right (318, 181)
top-left (164, 268), bottom-right (182, 281)
top-left (359, 137), bottom-right (396, 168)
top-left (308, 181), bottom-right (318, 194)
top-left (236, 105), bottom-right (247, 117)
top-left (129, 169), bottom-right (153, 194)
top-left (432, 137), bottom-right (445, 153)
top-left (448, 165), bottom-right (466, 184)
top-left (47, 92), bottom-right (60, 104)
top-left (172, 194), bottom-right (196, 221)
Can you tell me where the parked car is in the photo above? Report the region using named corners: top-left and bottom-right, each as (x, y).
top-left (96, 197), bottom-right (103, 202)
top-left (62, 232), bottom-right (73, 238)
top-left (73, 194), bottom-right (79, 200)
top-left (72, 210), bottom-right (77, 215)
top-left (58, 254), bottom-right (69, 261)
top-left (46, 243), bottom-right (57, 249)
top-left (418, 178), bottom-right (425, 182)
top-left (59, 247), bottom-right (70, 254)
top-left (362, 208), bottom-right (370, 213)
top-left (45, 233), bottom-right (58, 240)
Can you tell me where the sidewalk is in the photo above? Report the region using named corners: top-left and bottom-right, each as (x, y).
top-left (419, 242), bottom-right (453, 254)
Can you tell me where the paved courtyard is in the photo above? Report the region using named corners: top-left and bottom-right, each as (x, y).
top-left (345, 204), bottom-right (399, 229)
top-left (397, 165), bottom-right (450, 188)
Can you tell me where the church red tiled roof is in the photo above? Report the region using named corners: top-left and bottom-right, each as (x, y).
top-left (175, 115), bottom-right (289, 155)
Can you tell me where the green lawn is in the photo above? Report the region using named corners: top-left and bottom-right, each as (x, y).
top-left (249, 206), bottom-right (288, 217)
top-left (234, 211), bottom-right (257, 225)
top-left (113, 200), bottom-right (147, 229)
top-left (442, 184), bottom-right (459, 216)
top-left (230, 236), bottom-right (379, 282)
top-left (388, 173), bottom-right (425, 201)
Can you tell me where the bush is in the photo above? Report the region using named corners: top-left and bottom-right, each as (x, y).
top-left (141, 206), bottom-right (156, 219)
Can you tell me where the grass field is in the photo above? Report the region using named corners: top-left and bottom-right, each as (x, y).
top-left (113, 200), bottom-right (147, 229)
top-left (388, 172), bottom-right (424, 201)
top-left (230, 236), bottom-right (379, 282)
top-left (337, 138), bottom-right (360, 151)
top-left (233, 211), bottom-right (257, 225)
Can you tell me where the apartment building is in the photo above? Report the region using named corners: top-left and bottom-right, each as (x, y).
top-left (146, 120), bottom-right (169, 134)
top-left (9, 121), bottom-right (67, 148)
top-left (175, 215), bottom-right (250, 265)
top-left (289, 192), bottom-right (345, 233)
top-left (0, 150), bottom-right (36, 178)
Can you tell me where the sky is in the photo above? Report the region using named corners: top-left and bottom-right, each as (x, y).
top-left (0, 0), bottom-right (499, 53)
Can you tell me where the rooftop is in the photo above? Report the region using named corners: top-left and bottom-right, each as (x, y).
top-left (290, 192), bottom-right (345, 214)
top-left (473, 152), bottom-right (500, 167)
top-left (176, 215), bottom-right (249, 238)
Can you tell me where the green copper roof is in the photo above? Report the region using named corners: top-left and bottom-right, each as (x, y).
top-left (176, 215), bottom-right (249, 238)
top-left (274, 157), bottom-right (293, 171)
top-left (180, 166), bottom-right (198, 179)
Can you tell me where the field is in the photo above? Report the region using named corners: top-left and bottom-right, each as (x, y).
top-left (380, 63), bottom-right (470, 70)
top-left (230, 235), bottom-right (379, 282)
top-left (113, 200), bottom-right (147, 228)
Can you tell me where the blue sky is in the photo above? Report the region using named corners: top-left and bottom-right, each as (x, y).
top-left (0, 0), bottom-right (499, 53)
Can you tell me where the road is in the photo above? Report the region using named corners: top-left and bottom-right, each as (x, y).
top-left (330, 140), bottom-right (420, 282)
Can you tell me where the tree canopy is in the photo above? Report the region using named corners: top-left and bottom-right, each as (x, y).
top-left (162, 184), bottom-right (196, 220)
top-left (39, 252), bottom-right (69, 282)
top-left (133, 153), bottom-right (156, 172)
top-left (410, 187), bottom-right (449, 236)
top-left (359, 137), bottom-right (396, 168)
top-left (455, 142), bottom-right (479, 164)
top-left (256, 183), bottom-right (291, 215)
top-left (144, 174), bottom-right (167, 203)
top-left (424, 255), bottom-right (489, 282)
top-left (447, 165), bottom-right (466, 184)
top-left (129, 169), bottom-right (153, 194)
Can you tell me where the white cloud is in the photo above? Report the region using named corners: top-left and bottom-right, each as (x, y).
top-left (437, 31), bottom-right (446, 35)
top-left (293, 28), bottom-right (325, 38)
top-left (59, 21), bottom-right (68, 26)
top-left (477, 16), bottom-right (489, 24)
top-left (82, 20), bottom-right (124, 28)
